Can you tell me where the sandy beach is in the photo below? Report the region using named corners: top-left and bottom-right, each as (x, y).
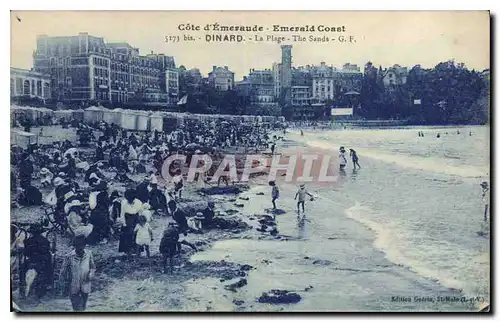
top-left (11, 125), bottom-right (489, 312)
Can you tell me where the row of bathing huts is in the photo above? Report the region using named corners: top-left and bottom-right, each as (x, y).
top-left (11, 105), bottom-right (285, 132)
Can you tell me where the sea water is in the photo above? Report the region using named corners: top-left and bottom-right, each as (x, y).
top-left (186, 126), bottom-right (490, 312)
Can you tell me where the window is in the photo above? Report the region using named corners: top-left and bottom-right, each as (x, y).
top-left (43, 83), bottom-right (50, 98)
top-left (23, 80), bottom-right (30, 95)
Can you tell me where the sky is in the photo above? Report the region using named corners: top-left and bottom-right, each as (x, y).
top-left (10, 11), bottom-right (490, 81)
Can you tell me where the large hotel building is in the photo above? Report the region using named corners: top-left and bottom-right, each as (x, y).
top-left (32, 32), bottom-right (179, 106)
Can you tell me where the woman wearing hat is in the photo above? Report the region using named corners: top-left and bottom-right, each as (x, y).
top-left (66, 200), bottom-right (93, 239)
top-left (118, 189), bottom-right (143, 257)
top-left (39, 168), bottom-right (54, 187)
top-left (88, 181), bottom-right (110, 245)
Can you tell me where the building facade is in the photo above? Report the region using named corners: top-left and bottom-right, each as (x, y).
top-left (280, 45), bottom-right (292, 103)
top-left (291, 86), bottom-right (314, 119)
top-left (310, 62), bottom-right (362, 103)
top-left (33, 33), bottom-right (176, 106)
top-left (247, 69), bottom-right (275, 105)
top-left (10, 67), bottom-right (51, 99)
top-left (272, 62), bottom-right (282, 98)
top-left (208, 66), bottom-right (234, 91)
top-left (382, 64), bottom-right (408, 87)
top-left (311, 62), bottom-right (335, 102)
top-left (165, 68), bottom-right (179, 105)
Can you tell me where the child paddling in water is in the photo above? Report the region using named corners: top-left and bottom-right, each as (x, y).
top-left (269, 181), bottom-right (279, 210)
top-left (349, 149), bottom-right (361, 169)
top-left (481, 181), bottom-right (489, 222)
top-left (294, 184), bottom-right (314, 215)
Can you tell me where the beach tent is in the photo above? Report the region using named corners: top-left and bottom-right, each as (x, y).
top-left (84, 106), bottom-right (105, 123)
top-left (72, 109), bottom-right (84, 121)
top-left (37, 107), bottom-right (54, 120)
top-left (102, 108), bottom-right (122, 125)
top-left (162, 114), bottom-right (179, 132)
top-left (102, 108), bottom-right (116, 124)
top-left (111, 108), bottom-right (123, 124)
top-left (149, 112), bottom-right (165, 132)
top-left (10, 106), bottom-right (53, 123)
top-left (136, 110), bottom-right (151, 131)
top-left (11, 129), bottom-right (38, 149)
top-left (120, 109), bottom-right (138, 130)
top-left (11, 106), bottom-right (35, 121)
top-left (261, 116), bottom-right (272, 123)
top-left (176, 113), bottom-right (185, 126)
top-left (54, 110), bottom-right (74, 122)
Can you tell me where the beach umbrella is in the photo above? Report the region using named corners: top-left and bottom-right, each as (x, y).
top-left (185, 143), bottom-right (202, 150)
top-left (64, 148), bottom-right (79, 157)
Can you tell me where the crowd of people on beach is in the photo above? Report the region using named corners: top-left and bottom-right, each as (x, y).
top-left (10, 116), bottom-right (278, 311)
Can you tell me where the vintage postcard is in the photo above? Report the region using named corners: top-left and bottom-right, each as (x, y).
top-left (10, 11), bottom-right (490, 313)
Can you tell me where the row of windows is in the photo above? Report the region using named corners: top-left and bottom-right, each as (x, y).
top-left (72, 57), bottom-right (88, 65)
top-left (50, 57), bottom-right (71, 66)
top-left (11, 78), bottom-right (50, 97)
top-left (93, 57), bottom-right (109, 67)
top-left (94, 78), bottom-right (108, 87)
top-left (111, 63), bottom-right (161, 77)
top-left (112, 72), bottom-right (129, 82)
top-left (112, 92), bottom-right (129, 103)
top-left (94, 67), bottom-right (109, 78)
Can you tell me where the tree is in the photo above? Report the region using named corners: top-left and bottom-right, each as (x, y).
top-left (359, 61), bottom-right (384, 119)
top-left (406, 60), bottom-right (486, 125)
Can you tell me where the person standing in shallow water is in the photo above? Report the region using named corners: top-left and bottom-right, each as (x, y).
top-left (349, 149), bottom-right (361, 169)
top-left (269, 181), bottom-right (279, 210)
top-left (480, 181), bottom-right (489, 221)
top-left (339, 147), bottom-right (348, 170)
top-left (59, 235), bottom-right (95, 312)
top-left (295, 184), bottom-right (314, 214)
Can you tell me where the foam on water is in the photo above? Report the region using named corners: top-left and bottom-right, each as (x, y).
top-left (287, 127), bottom-right (490, 305)
top-left (290, 132), bottom-right (489, 180)
top-left (344, 202), bottom-right (468, 294)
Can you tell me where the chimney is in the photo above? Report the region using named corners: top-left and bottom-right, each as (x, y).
top-left (224, 66), bottom-right (228, 70)
top-left (213, 65), bottom-right (217, 71)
